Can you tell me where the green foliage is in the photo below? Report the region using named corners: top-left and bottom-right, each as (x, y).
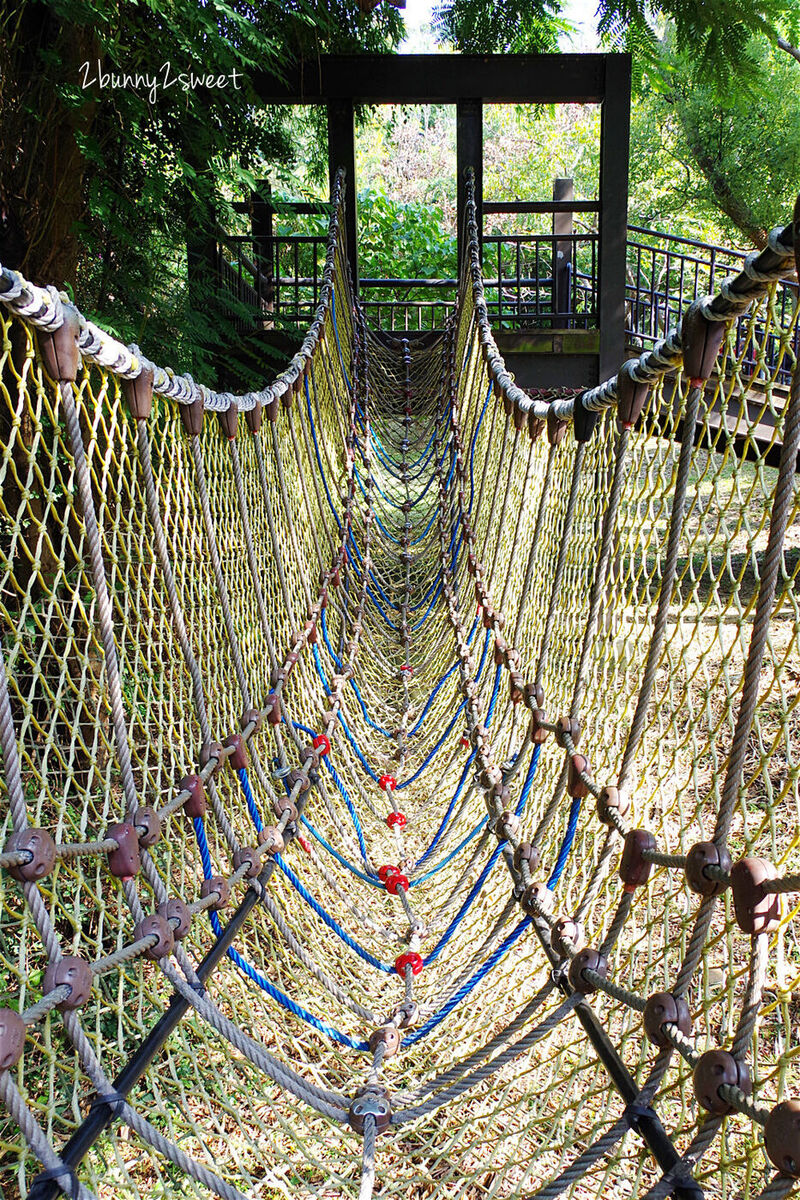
top-left (357, 189), bottom-right (457, 282)
top-left (0, 0), bottom-right (403, 379)
top-left (432, 0), bottom-right (565, 53)
top-left (629, 33), bottom-right (800, 244)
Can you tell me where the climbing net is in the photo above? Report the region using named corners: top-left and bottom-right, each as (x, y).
top-left (1, 171), bottom-right (799, 1200)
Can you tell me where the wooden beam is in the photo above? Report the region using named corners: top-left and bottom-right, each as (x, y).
top-left (327, 99), bottom-right (358, 289)
top-left (254, 54), bottom-right (610, 104)
top-left (552, 176), bottom-right (574, 321)
top-left (457, 99), bottom-right (482, 272)
top-left (598, 55), bottom-right (631, 379)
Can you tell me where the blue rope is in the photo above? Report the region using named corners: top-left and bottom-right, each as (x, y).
top-left (402, 917), bottom-right (532, 1046)
top-left (238, 767), bottom-right (263, 834)
top-left (192, 818), bottom-right (367, 1050)
top-left (547, 794), bottom-right (583, 888)
top-left (424, 843), bottom-right (505, 964)
top-left (274, 854), bottom-right (393, 973)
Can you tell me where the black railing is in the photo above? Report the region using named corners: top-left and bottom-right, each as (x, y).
top-left (216, 219), bottom-right (797, 382)
top-left (626, 227), bottom-right (798, 385)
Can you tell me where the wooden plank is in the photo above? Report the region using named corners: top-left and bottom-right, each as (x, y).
top-left (327, 99), bottom-right (358, 288)
top-left (483, 200), bottom-right (599, 214)
top-left (253, 53), bottom-right (610, 104)
top-left (457, 99), bottom-right (483, 272)
top-left (552, 177), bottom-right (574, 320)
top-left (598, 54), bottom-right (631, 379)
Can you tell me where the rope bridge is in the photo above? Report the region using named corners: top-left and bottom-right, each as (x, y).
top-left (0, 169), bottom-right (799, 1200)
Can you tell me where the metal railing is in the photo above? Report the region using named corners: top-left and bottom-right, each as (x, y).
top-left (216, 222), bottom-right (797, 380)
top-left (625, 226), bottom-right (799, 384)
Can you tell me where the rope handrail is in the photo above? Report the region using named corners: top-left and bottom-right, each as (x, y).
top-left (0, 174), bottom-right (799, 1200)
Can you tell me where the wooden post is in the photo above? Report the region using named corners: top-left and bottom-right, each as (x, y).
top-left (457, 99), bottom-right (482, 273)
top-left (327, 99), bottom-right (358, 290)
top-left (552, 176), bottom-right (573, 325)
top-left (251, 181), bottom-right (274, 323)
top-left (598, 55), bottom-right (631, 379)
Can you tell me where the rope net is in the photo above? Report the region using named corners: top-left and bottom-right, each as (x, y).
top-left (1, 172), bottom-right (799, 1200)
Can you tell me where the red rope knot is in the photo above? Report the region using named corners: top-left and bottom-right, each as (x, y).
top-left (385, 872), bottom-right (409, 895)
top-left (379, 774), bottom-right (397, 792)
top-left (386, 812), bottom-right (407, 829)
top-left (395, 951), bottom-right (423, 978)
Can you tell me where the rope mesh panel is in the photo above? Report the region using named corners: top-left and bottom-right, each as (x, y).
top-left (0, 176), bottom-right (799, 1200)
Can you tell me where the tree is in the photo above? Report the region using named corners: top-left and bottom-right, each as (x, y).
top-left (0, 0), bottom-right (402, 367)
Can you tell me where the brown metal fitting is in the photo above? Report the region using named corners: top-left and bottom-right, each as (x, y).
top-left (223, 733), bottom-right (248, 772)
top-left (107, 822), bottom-right (141, 879)
top-left (642, 992), bottom-right (691, 1049)
top-left (502, 391), bottom-right (514, 418)
top-left (199, 741), bottom-right (224, 774)
top-left (529, 709), bottom-right (549, 745)
top-left (240, 708), bottom-right (263, 733)
top-left (6, 827), bottom-right (56, 883)
top-left (273, 795), bottom-right (298, 823)
top-left (619, 828), bottom-right (657, 892)
top-left (305, 619), bottom-right (318, 645)
top-left (348, 1086), bottom-right (392, 1135)
top-left (546, 406), bottom-right (567, 446)
top-left (257, 825), bottom-right (285, 855)
top-left (368, 1025), bottom-right (402, 1059)
top-left (392, 1000), bottom-right (419, 1029)
top-left (178, 396), bottom-right (204, 437)
top-left (470, 724), bottom-right (489, 748)
top-left (263, 392), bottom-right (279, 422)
top-left (285, 768), bottom-right (311, 796)
top-left (692, 1050), bottom-right (750, 1115)
top-left (730, 857), bottom-right (781, 934)
top-left (300, 744), bottom-right (321, 771)
top-left (765, 1100), bottom-right (800, 1176)
top-left (521, 881), bottom-right (551, 917)
top-left (555, 716), bottom-right (580, 748)
top-left (217, 404), bottom-right (238, 440)
top-left (509, 671), bottom-right (526, 705)
top-left (550, 918), bottom-right (583, 958)
top-left (513, 842), bottom-right (541, 873)
top-left (480, 764), bottom-right (503, 792)
top-left (158, 898), bottom-right (191, 940)
top-left (567, 948), bottom-right (608, 995)
top-left (681, 300), bottom-right (727, 387)
top-left (512, 401), bottom-right (527, 432)
top-left (573, 392), bottom-right (600, 443)
top-left (524, 681), bottom-right (544, 708)
top-left (266, 693), bottom-right (282, 726)
top-left (0, 1008), bottom-right (26, 1069)
top-left (122, 363), bottom-right (154, 421)
top-left (616, 362), bottom-right (651, 429)
top-left (134, 913), bottom-right (175, 960)
top-left (245, 402), bottom-right (262, 434)
top-left (495, 810), bottom-right (520, 840)
top-left (596, 785), bottom-right (630, 827)
top-left (180, 774), bottom-right (206, 820)
top-left (38, 303), bottom-right (81, 383)
top-left (567, 753), bottom-right (591, 799)
top-left (685, 841), bottom-right (731, 896)
top-left (233, 847), bottom-right (262, 879)
top-left (134, 806), bottom-right (161, 849)
top-left (528, 413), bottom-right (545, 442)
top-left (489, 783), bottom-right (512, 810)
top-left (200, 876), bottom-right (231, 911)
top-left (42, 956), bottom-right (93, 1011)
